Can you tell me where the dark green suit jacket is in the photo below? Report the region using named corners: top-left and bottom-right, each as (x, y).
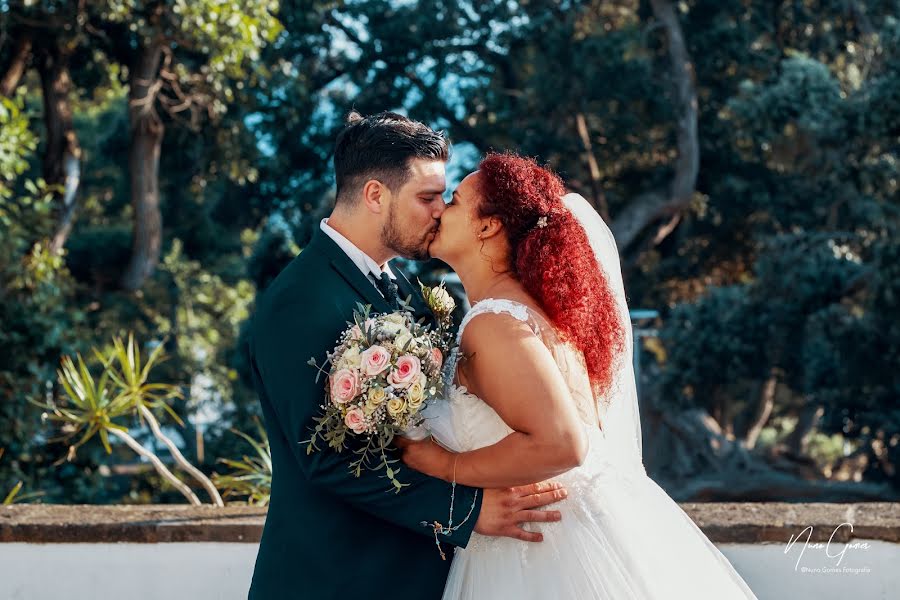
top-left (247, 229), bottom-right (482, 600)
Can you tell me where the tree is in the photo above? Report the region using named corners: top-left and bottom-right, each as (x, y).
top-left (83, 0), bottom-right (282, 290)
top-left (1, 2), bottom-right (84, 251)
top-left (3, 0), bottom-right (897, 503)
top-left (245, 0), bottom-right (899, 499)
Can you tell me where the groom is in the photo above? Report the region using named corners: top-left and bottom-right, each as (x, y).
top-left (247, 111), bottom-right (566, 600)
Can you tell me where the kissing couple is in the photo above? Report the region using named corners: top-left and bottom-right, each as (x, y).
top-left (247, 111), bottom-right (757, 599)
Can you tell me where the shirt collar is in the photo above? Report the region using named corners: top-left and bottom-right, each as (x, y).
top-left (320, 218), bottom-right (396, 281)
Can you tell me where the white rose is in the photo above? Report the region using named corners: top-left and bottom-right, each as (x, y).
top-left (380, 321), bottom-right (407, 337)
top-left (394, 331), bottom-right (413, 351)
top-left (339, 344), bottom-right (362, 370)
top-left (384, 313), bottom-right (407, 325)
top-left (431, 286), bottom-right (455, 313)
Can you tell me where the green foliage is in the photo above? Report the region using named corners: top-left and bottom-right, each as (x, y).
top-left (105, 334), bottom-right (184, 425)
top-left (43, 353), bottom-right (131, 454)
top-left (655, 6), bottom-right (899, 485)
top-left (34, 334), bottom-right (183, 454)
top-left (2, 0), bottom-right (898, 500)
top-left (0, 447), bottom-right (43, 505)
top-left (0, 93), bottom-right (89, 502)
top-left (0, 92), bottom-right (38, 186)
top-left (212, 420), bottom-right (272, 506)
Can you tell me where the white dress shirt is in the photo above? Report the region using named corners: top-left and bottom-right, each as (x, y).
top-left (320, 219), bottom-right (396, 295)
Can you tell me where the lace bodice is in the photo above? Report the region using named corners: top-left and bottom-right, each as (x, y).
top-left (441, 298), bottom-right (531, 386)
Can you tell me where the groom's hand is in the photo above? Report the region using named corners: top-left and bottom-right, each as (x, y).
top-left (474, 482), bottom-right (567, 542)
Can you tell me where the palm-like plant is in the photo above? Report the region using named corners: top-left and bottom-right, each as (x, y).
top-left (36, 343), bottom-right (203, 505)
top-left (213, 419), bottom-right (272, 506)
top-left (2, 481), bottom-right (24, 505)
top-left (53, 354), bottom-right (131, 454)
top-left (1, 448), bottom-right (43, 505)
top-left (104, 334), bottom-right (224, 506)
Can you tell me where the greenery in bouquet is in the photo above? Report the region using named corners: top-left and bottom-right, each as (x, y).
top-left (418, 279), bottom-right (457, 356)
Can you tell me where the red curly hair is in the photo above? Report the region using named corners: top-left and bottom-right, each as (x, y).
top-left (477, 152), bottom-right (625, 398)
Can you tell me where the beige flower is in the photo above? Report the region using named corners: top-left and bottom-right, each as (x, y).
top-left (367, 386), bottom-right (386, 405)
top-left (407, 375), bottom-right (426, 412)
top-left (387, 398), bottom-right (406, 418)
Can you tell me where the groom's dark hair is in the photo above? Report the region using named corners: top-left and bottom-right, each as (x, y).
top-left (333, 110), bottom-right (450, 205)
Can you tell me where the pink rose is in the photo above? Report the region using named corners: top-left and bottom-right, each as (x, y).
top-left (360, 345), bottom-right (391, 376)
top-left (430, 348), bottom-right (443, 371)
top-left (330, 368), bottom-right (360, 405)
top-left (387, 354), bottom-right (421, 389)
top-left (344, 407), bottom-right (367, 434)
top-left (349, 324), bottom-right (363, 340)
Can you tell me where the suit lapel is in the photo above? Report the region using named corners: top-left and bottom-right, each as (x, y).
top-left (307, 229), bottom-right (392, 314)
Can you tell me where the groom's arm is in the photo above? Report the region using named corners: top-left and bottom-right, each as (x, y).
top-left (252, 294), bottom-right (482, 548)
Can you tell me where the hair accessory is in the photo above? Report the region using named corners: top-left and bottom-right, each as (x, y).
top-left (536, 216), bottom-right (549, 229)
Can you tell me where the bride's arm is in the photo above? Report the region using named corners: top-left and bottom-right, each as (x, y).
top-left (399, 313), bottom-right (588, 488)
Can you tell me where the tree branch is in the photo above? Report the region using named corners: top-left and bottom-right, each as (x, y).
top-left (35, 41), bottom-right (82, 253)
top-left (108, 428), bottom-right (202, 505)
top-left (574, 112), bottom-right (610, 221)
top-left (1, 32), bottom-right (32, 97)
top-left (139, 405), bottom-right (224, 507)
top-left (612, 0), bottom-right (699, 252)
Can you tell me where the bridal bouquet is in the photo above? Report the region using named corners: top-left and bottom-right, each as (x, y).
top-left (305, 284), bottom-right (455, 491)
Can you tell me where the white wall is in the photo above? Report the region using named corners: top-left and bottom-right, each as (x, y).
top-left (1, 541), bottom-right (897, 600)
top-left (722, 540), bottom-right (899, 600)
top-left (1, 543), bottom-right (257, 600)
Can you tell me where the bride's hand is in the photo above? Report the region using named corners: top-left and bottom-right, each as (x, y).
top-left (394, 436), bottom-right (455, 482)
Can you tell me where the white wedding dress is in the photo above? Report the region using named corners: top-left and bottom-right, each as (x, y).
top-left (421, 194), bottom-right (758, 600)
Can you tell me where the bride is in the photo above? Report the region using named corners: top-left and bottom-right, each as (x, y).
top-left (395, 153), bottom-right (758, 599)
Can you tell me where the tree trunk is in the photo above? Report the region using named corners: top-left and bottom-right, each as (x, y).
top-left (741, 368), bottom-right (779, 449)
top-left (0, 33), bottom-right (32, 97)
top-left (121, 41), bottom-right (165, 291)
top-left (785, 401), bottom-right (824, 455)
top-left (36, 44), bottom-right (82, 253)
top-left (612, 0), bottom-right (699, 253)
top-left (645, 407), bottom-right (899, 502)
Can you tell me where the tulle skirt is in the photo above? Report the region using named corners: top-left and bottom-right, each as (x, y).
top-left (442, 465), bottom-right (758, 600)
